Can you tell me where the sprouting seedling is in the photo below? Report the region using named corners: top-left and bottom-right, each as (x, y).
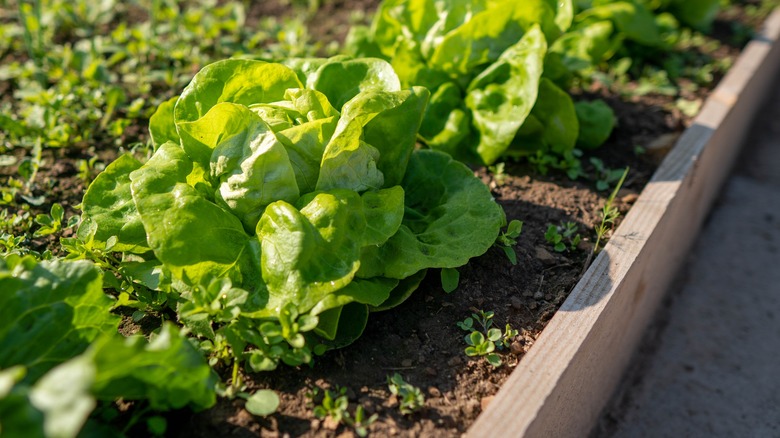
top-left (458, 309), bottom-right (517, 367)
top-left (495, 219), bottom-right (523, 265)
top-left (488, 162), bottom-right (509, 186)
top-left (593, 167), bottom-right (629, 255)
top-left (590, 157), bottom-right (627, 191)
top-left (387, 373), bottom-right (425, 415)
top-left (581, 167), bottom-right (629, 275)
top-left (308, 386), bottom-right (377, 437)
top-left (544, 222), bottom-right (581, 252)
top-left (311, 387), bottom-right (350, 425)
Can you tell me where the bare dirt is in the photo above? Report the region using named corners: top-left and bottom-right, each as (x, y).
top-left (0, 1), bottom-right (763, 437)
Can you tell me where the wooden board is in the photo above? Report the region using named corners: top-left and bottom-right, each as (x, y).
top-left (469, 9), bottom-right (780, 438)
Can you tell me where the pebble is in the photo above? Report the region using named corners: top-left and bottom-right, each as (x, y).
top-left (424, 367), bottom-right (438, 377)
top-left (510, 340), bottom-right (525, 354)
top-left (544, 293), bottom-right (553, 301)
top-left (510, 296), bottom-right (524, 309)
top-left (401, 359), bottom-right (413, 367)
top-left (428, 386), bottom-right (441, 397)
top-left (447, 356), bottom-right (463, 367)
top-left (535, 246), bottom-right (556, 264)
top-left (533, 291), bottom-right (544, 300)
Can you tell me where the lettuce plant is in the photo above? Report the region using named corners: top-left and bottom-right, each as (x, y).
top-left (78, 57), bottom-right (505, 371)
top-left (346, 0), bottom-right (603, 165)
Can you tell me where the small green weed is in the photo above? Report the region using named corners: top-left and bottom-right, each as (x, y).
top-left (544, 222), bottom-right (581, 253)
top-left (457, 309), bottom-right (517, 367)
top-left (387, 373), bottom-right (425, 415)
top-left (308, 386), bottom-right (377, 437)
top-left (494, 219), bottom-right (523, 265)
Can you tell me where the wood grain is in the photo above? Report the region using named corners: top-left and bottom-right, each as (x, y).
top-left (468, 9), bottom-right (780, 438)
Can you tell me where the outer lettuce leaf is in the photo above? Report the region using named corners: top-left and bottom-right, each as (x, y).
top-left (175, 60), bottom-right (303, 124)
top-left (371, 269), bottom-right (428, 311)
top-left (429, 0), bottom-right (557, 80)
top-left (80, 154), bottom-right (149, 254)
top-left (88, 323), bottom-right (217, 410)
top-left (129, 142), bottom-right (262, 290)
top-left (512, 78), bottom-right (579, 155)
top-left (148, 96), bottom-right (180, 150)
top-left (575, 99), bottom-right (616, 149)
top-left (257, 190), bottom-right (366, 314)
top-left (2, 324), bottom-right (217, 438)
top-left (466, 25), bottom-right (547, 165)
top-left (0, 257), bottom-right (119, 383)
top-left (361, 187), bottom-right (405, 246)
top-left (358, 150), bottom-right (505, 279)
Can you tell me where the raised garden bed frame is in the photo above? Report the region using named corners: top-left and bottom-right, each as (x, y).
top-left (469, 8), bottom-right (780, 437)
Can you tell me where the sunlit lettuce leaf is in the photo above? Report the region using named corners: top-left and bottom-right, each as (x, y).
top-left (307, 57), bottom-right (401, 109)
top-left (129, 142), bottom-right (262, 290)
top-left (358, 150), bottom-right (505, 279)
top-left (546, 20), bottom-right (615, 80)
top-left (148, 96), bottom-right (180, 150)
top-left (0, 257), bottom-right (119, 383)
top-left (175, 60), bottom-right (303, 124)
top-left (205, 105), bottom-right (300, 232)
top-left (341, 87), bottom-right (430, 187)
top-left (80, 154), bottom-right (149, 253)
top-left (276, 117), bottom-right (338, 194)
top-left (429, 0), bottom-right (557, 80)
top-left (466, 25), bottom-right (546, 165)
top-left (257, 190), bottom-right (365, 314)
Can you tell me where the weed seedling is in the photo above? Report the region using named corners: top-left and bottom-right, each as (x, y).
top-left (581, 167), bottom-right (629, 275)
top-left (308, 386), bottom-right (377, 437)
top-left (457, 309), bottom-right (517, 367)
top-left (590, 157), bottom-right (627, 191)
top-left (544, 222), bottom-right (581, 253)
top-left (495, 219), bottom-right (523, 265)
top-left (387, 373), bottom-right (425, 415)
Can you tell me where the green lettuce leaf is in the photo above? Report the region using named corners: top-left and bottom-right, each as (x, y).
top-left (358, 150), bottom-right (505, 279)
top-left (575, 99), bottom-right (616, 149)
top-left (129, 142), bottom-right (262, 290)
top-left (80, 154), bottom-right (149, 253)
top-left (466, 25), bottom-right (547, 165)
top-left (257, 190), bottom-right (366, 314)
top-left (512, 78), bottom-right (579, 156)
top-left (0, 257), bottom-right (119, 383)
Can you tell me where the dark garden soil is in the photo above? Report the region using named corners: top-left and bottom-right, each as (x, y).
top-left (0, 1), bottom-right (767, 437)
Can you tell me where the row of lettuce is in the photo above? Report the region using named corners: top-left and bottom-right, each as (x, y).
top-left (1, 0), bottom-right (725, 436)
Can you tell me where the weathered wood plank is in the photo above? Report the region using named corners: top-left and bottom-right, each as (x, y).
top-left (469, 9), bottom-right (780, 437)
